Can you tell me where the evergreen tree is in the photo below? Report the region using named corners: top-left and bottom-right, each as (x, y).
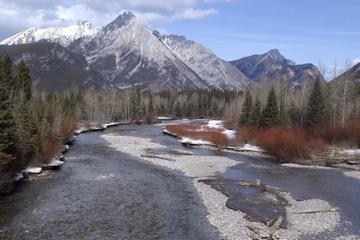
top-left (305, 78), bottom-right (327, 127)
top-left (260, 87), bottom-right (280, 128)
top-left (0, 56), bottom-right (15, 153)
top-left (14, 60), bottom-right (32, 100)
top-left (250, 96), bottom-right (262, 128)
top-left (239, 90), bottom-right (253, 126)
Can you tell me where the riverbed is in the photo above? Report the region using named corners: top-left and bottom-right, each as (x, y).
top-left (0, 122), bottom-right (359, 240)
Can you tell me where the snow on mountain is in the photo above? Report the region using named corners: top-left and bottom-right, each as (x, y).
top-left (70, 12), bottom-right (209, 91)
top-left (1, 21), bottom-right (100, 47)
top-left (155, 33), bottom-right (249, 90)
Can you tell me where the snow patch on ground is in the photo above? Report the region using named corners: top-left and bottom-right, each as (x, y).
top-left (44, 159), bottom-right (64, 168)
top-left (339, 149), bottom-right (360, 155)
top-left (102, 122), bottom-right (121, 128)
top-left (157, 116), bottom-right (175, 120)
top-left (343, 171), bottom-right (360, 180)
top-left (22, 167), bottom-right (42, 174)
top-left (180, 137), bottom-right (213, 145)
top-left (207, 120), bottom-right (236, 139)
top-left (237, 144), bottom-right (264, 152)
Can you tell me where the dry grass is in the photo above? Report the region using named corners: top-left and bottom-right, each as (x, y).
top-left (165, 124), bottom-right (229, 146)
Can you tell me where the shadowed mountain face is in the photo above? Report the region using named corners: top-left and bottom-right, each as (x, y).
top-left (0, 42), bottom-right (98, 92)
top-left (0, 12), bottom-right (323, 92)
top-left (330, 63), bottom-right (360, 94)
top-left (230, 49), bottom-right (323, 89)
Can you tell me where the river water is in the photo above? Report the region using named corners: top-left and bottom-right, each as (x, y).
top-left (0, 122), bottom-right (359, 239)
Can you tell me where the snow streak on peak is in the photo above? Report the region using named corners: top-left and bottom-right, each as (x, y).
top-left (1, 21), bottom-right (100, 47)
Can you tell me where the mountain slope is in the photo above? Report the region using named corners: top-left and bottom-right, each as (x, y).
top-left (0, 42), bottom-right (97, 92)
top-left (330, 63), bottom-right (360, 94)
top-left (155, 33), bottom-right (249, 90)
top-left (1, 21), bottom-right (99, 47)
top-left (230, 49), bottom-right (323, 89)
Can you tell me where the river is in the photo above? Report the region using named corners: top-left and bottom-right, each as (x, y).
top-left (0, 122), bottom-right (359, 239)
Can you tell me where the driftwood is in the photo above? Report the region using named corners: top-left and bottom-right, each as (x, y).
top-left (293, 208), bottom-right (337, 214)
top-left (140, 154), bottom-right (174, 161)
top-left (239, 179), bottom-right (261, 186)
top-left (269, 216), bottom-right (283, 236)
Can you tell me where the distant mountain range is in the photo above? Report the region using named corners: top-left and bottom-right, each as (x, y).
top-left (0, 12), bottom-right (323, 92)
top-left (230, 49), bottom-right (323, 89)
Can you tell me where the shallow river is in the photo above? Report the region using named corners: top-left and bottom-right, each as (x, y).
top-left (0, 122), bottom-right (359, 239)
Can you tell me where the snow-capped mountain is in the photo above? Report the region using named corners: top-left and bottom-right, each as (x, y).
top-left (230, 49), bottom-right (323, 89)
top-left (0, 12), bottom-right (320, 92)
top-left (69, 12), bottom-right (241, 91)
top-left (1, 21), bottom-right (99, 47)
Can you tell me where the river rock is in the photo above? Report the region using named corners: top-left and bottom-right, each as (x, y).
top-left (42, 159), bottom-right (64, 170)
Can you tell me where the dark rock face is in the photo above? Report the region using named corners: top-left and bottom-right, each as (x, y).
top-left (0, 42), bottom-right (97, 92)
top-left (230, 49), bottom-right (323, 89)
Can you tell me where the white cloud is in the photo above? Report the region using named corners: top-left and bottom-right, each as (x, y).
top-left (0, 0), bottom-right (231, 39)
top-left (172, 8), bottom-right (218, 21)
top-left (125, 0), bottom-right (197, 12)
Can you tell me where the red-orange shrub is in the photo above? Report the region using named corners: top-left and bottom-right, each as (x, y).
top-left (312, 123), bottom-right (360, 147)
top-left (234, 127), bottom-right (257, 145)
top-left (254, 127), bottom-right (311, 161)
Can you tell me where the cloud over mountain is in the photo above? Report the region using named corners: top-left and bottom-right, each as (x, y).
top-left (0, 0), bottom-right (225, 40)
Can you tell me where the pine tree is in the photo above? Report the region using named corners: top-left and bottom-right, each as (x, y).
top-left (260, 87), bottom-right (280, 128)
top-left (305, 78), bottom-right (327, 127)
top-left (250, 96), bottom-right (262, 128)
top-left (0, 56), bottom-right (15, 153)
top-left (239, 90), bottom-right (253, 126)
top-left (14, 60), bottom-right (32, 100)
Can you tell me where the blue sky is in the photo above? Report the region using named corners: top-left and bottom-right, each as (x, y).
top-left (0, 0), bottom-right (359, 70)
top-left (163, 0), bottom-right (360, 67)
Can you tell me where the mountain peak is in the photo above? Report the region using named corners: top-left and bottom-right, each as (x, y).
top-left (104, 11), bottom-right (136, 32)
top-left (268, 48), bottom-right (281, 55)
top-left (266, 49), bottom-right (284, 60)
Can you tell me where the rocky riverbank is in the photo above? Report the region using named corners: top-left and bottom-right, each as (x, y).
top-left (100, 133), bottom-right (350, 240)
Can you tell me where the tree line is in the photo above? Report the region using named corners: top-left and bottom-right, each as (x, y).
top-left (1, 56), bottom-right (359, 177)
top-left (239, 78), bottom-right (329, 129)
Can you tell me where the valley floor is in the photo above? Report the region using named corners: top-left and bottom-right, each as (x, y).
top-left (0, 121), bottom-right (359, 240)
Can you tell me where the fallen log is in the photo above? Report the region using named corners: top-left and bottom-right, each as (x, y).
top-left (293, 208), bottom-right (337, 214)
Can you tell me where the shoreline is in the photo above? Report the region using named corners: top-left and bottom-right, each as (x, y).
top-left (0, 121), bottom-right (131, 196)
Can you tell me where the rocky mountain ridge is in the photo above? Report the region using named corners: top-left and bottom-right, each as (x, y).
top-left (0, 11), bottom-right (322, 92)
